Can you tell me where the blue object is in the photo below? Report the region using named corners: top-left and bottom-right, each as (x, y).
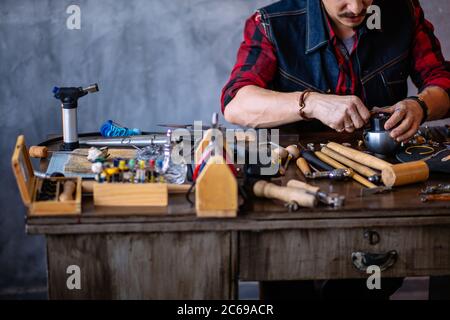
top-left (100, 120), bottom-right (141, 137)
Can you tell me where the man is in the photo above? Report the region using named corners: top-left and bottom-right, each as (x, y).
top-left (221, 0), bottom-right (450, 299)
top-left (222, 0), bottom-right (450, 139)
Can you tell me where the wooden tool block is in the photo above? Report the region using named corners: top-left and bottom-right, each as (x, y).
top-left (11, 135), bottom-right (82, 216)
top-left (195, 156), bottom-right (238, 218)
top-left (93, 183), bottom-right (168, 207)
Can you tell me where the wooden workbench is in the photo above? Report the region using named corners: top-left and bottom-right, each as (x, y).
top-left (26, 132), bottom-right (450, 299)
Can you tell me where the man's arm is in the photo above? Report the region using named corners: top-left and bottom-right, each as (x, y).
top-left (222, 13), bottom-right (370, 131)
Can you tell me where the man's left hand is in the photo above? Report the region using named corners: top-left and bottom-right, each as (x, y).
top-left (373, 99), bottom-right (424, 142)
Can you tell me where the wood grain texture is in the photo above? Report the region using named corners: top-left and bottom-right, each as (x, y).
top-left (93, 183), bottom-right (168, 207)
top-left (47, 232), bottom-right (235, 299)
top-left (195, 156), bottom-right (237, 217)
top-left (239, 226), bottom-right (450, 281)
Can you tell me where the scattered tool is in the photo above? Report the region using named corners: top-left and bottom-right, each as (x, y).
top-left (326, 142), bottom-right (392, 171)
top-left (300, 148), bottom-right (334, 172)
top-left (281, 145), bottom-right (300, 174)
top-left (296, 156), bottom-right (312, 176)
top-left (320, 146), bottom-right (381, 183)
top-left (421, 184), bottom-right (450, 195)
top-left (420, 194), bottom-right (450, 202)
top-left (359, 186), bottom-right (392, 197)
top-left (314, 151), bottom-right (378, 189)
top-left (305, 168), bottom-right (353, 181)
top-left (287, 180), bottom-right (345, 208)
top-left (253, 180), bottom-right (317, 209)
top-left (53, 83), bottom-right (99, 150)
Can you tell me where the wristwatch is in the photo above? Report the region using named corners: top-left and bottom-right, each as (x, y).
top-left (405, 96), bottom-right (428, 124)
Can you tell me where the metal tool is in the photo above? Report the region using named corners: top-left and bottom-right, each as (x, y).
top-left (421, 184), bottom-right (450, 195)
top-left (305, 168), bottom-right (353, 181)
top-left (79, 134), bottom-right (171, 147)
top-left (363, 113), bottom-right (400, 156)
top-left (53, 83), bottom-right (99, 150)
top-left (359, 186), bottom-right (392, 197)
top-left (287, 180), bottom-right (345, 208)
top-left (421, 193), bottom-right (450, 202)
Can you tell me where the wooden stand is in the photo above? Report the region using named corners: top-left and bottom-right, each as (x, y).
top-left (195, 130), bottom-right (238, 218)
top-left (11, 135), bottom-right (81, 216)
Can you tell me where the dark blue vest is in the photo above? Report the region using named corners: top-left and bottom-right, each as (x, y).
top-left (258, 0), bottom-right (415, 131)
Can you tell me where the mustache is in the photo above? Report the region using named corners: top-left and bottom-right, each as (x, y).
top-left (338, 9), bottom-right (367, 18)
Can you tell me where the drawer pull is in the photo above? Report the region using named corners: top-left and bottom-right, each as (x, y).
top-left (351, 250), bottom-right (398, 272)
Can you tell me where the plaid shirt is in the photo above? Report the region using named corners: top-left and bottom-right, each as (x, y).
top-left (221, 1), bottom-right (450, 113)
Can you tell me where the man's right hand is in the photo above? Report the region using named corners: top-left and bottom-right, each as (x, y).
top-left (302, 93), bottom-right (371, 132)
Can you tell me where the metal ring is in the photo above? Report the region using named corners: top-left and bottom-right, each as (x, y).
top-left (405, 145), bottom-right (434, 155)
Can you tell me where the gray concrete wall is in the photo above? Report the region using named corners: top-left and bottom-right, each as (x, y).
top-left (0, 0), bottom-right (449, 296)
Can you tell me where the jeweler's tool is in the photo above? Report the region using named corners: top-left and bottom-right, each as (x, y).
top-left (287, 180), bottom-right (345, 208)
top-left (253, 180), bottom-right (317, 208)
top-left (320, 146), bottom-right (381, 183)
top-left (53, 83), bottom-right (99, 151)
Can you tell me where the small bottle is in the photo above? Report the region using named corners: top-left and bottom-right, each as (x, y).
top-left (156, 159), bottom-right (165, 183)
top-left (128, 159), bottom-right (136, 183)
top-left (118, 160), bottom-right (129, 183)
top-left (138, 160), bottom-right (146, 183)
top-left (148, 159), bottom-right (156, 183)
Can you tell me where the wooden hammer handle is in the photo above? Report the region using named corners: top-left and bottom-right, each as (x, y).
top-left (314, 151), bottom-right (378, 189)
top-left (321, 146), bottom-right (378, 178)
top-left (326, 142), bottom-right (392, 171)
top-left (296, 157), bottom-right (312, 176)
top-left (59, 180), bottom-right (76, 201)
top-left (253, 180), bottom-right (317, 208)
top-left (287, 179), bottom-right (320, 194)
top-left (29, 146), bottom-right (48, 158)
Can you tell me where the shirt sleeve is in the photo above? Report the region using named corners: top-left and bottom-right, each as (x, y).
top-left (409, 0), bottom-right (450, 98)
top-left (220, 12), bottom-right (277, 113)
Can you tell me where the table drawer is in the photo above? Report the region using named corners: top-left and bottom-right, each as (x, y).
top-left (239, 226), bottom-right (450, 280)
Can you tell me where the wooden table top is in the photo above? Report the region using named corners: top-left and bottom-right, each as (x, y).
top-left (26, 130), bottom-right (450, 234)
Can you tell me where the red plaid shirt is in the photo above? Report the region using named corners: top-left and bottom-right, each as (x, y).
top-left (221, 1), bottom-right (450, 113)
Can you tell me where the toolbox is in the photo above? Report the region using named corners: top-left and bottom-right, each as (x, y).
top-left (11, 135), bottom-right (82, 216)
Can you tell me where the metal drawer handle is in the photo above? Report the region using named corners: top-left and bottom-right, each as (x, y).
top-left (351, 250), bottom-right (398, 272)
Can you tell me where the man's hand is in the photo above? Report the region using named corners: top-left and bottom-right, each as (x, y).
top-left (304, 93), bottom-right (371, 132)
top-left (373, 99), bottom-right (424, 142)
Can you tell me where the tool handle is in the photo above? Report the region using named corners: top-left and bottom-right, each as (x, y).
top-left (296, 157), bottom-right (311, 176)
top-left (326, 142), bottom-right (392, 171)
top-left (59, 180), bottom-right (76, 201)
top-left (321, 146), bottom-right (378, 178)
top-left (271, 146), bottom-right (289, 162)
top-left (29, 146), bottom-right (48, 158)
top-left (382, 161), bottom-right (429, 187)
top-left (286, 145), bottom-right (300, 159)
top-left (253, 180), bottom-right (317, 208)
top-left (301, 150), bottom-right (334, 171)
top-left (421, 194), bottom-right (450, 202)
top-left (315, 151), bottom-right (378, 189)
top-left (286, 180), bottom-right (320, 194)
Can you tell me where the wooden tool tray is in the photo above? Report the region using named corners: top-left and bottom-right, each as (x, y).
top-left (11, 135), bottom-right (81, 216)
